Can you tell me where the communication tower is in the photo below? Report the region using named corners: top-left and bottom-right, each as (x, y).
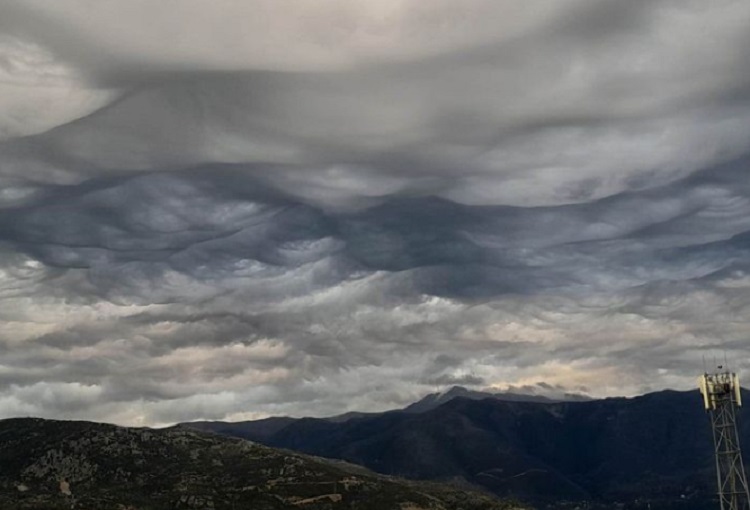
top-left (700, 368), bottom-right (750, 510)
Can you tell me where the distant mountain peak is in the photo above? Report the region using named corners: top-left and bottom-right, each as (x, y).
top-left (403, 384), bottom-right (591, 414)
top-left (440, 385), bottom-right (474, 397)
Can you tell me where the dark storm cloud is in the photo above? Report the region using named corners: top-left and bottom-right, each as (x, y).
top-left (6, 159), bottom-right (750, 299)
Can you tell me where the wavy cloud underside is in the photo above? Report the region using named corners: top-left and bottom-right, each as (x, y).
top-left (1, 0), bottom-right (750, 425)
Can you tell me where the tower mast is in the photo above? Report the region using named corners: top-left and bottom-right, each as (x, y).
top-left (700, 368), bottom-right (750, 510)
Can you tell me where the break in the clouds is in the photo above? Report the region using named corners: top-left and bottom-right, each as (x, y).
top-left (1, 0), bottom-right (750, 426)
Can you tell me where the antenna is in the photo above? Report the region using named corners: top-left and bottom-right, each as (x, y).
top-left (699, 368), bottom-right (750, 510)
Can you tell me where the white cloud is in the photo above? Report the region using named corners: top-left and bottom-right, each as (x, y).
top-left (0, 1), bottom-right (569, 74)
top-left (0, 34), bottom-right (116, 139)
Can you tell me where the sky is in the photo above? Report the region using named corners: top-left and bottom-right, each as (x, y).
top-left (1, 0), bottom-right (750, 426)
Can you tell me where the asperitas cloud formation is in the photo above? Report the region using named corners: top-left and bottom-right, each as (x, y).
top-left (1, 0), bottom-right (750, 426)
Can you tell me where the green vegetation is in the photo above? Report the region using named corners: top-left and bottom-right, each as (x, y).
top-left (0, 418), bottom-right (526, 510)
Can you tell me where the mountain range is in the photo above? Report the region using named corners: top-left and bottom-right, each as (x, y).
top-left (184, 388), bottom-right (740, 509)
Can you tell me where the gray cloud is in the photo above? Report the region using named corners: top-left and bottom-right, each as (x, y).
top-left (1, 0), bottom-right (750, 425)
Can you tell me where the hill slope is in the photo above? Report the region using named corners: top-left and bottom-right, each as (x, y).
top-left (0, 417), bottom-right (523, 510)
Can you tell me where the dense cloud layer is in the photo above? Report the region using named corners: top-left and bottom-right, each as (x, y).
top-left (1, 0), bottom-right (750, 425)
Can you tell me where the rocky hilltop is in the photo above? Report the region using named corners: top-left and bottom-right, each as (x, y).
top-left (0, 417), bottom-right (523, 510)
